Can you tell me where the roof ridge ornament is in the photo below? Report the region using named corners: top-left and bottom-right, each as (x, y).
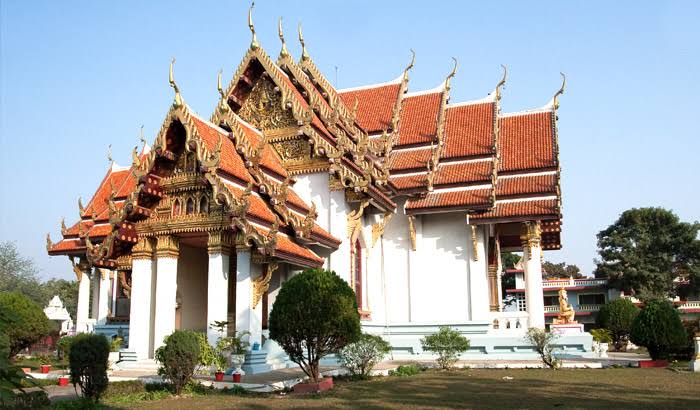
top-left (552, 72), bottom-right (566, 110)
top-left (248, 2), bottom-right (259, 50)
top-left (107, 144), bottom-right (113, 165)
top-left (216, 69), bottom-right (230, 114)
top-left (138, 125), bottom-right (147, 149)
top-left (403, 49), bottom-right (416, 83)
top-left (495, 64), bottom-right (507, 101)
top-left (298, 23), bottom-right (309, 61)
top-left (445, 57), bottom-right (458, 92)
top-left (278, 17), bottom-right (289, 58)
top-left (169, 58), bottom-right (183, 108)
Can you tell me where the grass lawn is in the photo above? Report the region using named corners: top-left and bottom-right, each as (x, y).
top-left (104, 368), bottom-right (699, 410)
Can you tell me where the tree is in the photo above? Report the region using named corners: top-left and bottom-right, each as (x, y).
top-left (155, 330), bottom-right (200, 395)
top-left (524, 328), bottom-right (560, 369)
top-left (0, 292), bottom-right (52, 357)
top-left (338, 333), bottom-right (391, 378)
top-left (421, 327), bottom-right (470, 370)
top-left (595, 208), bottom-right (700, 299)
top-left (269, 268), bottom-right (361, 382)
top-left (630, 299), bottom-right (687, 360)
top-left (597, 298), bottom-right (640, 351)
top-left (500, 252), bottom-right (520, 296)
top-left (542, 262), bottom-right (583, 279)
top-left (69, 333), bottom-right (110, 402)
top-left (0, 242), bottom-right (44, 305)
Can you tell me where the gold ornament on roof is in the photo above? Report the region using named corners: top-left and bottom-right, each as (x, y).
top-left (552, 72), bottom-right (566, 110)
top-left (495, 64), bottom-right (507, 101)
top-left (248, 2), bottom-right (259, 50)
top-left (169, 58), bottom-right (183, 108)
top-left (407, 215), bottom-right (417, 251)
top-left (445, 57), bottom-right (458, 91)
top-left (403, 49), bottom-right (416, 83)
top-left (252, 262), bottom-right (278, 308)
top-left (45, 233), bottom-right (53, 252)
top-left (298, 23), bottom-right (309, 60)
top-left (278, 17), bottom-right (289, 58)
top-left (139, 125), bottom-right (146, 147)
top-left (61, 218), bottom-right (68, 235)
top-left (107, 144), bottom-right (113, 165)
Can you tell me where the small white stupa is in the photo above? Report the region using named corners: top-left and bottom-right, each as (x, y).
top-left (43, 295), bottom-right (74, 334)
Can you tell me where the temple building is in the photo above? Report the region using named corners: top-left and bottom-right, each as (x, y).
top-left (47, 10), bottom-right (592, 369)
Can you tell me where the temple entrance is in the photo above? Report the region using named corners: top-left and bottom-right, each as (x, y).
top-left (176, 244), bottom-right (208, 332)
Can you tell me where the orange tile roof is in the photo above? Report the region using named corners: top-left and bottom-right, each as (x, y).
top-left (87, 223), bottom-right (113, 238)
top-left (388, 148), bottom-right (432, 172)
top-left (396, 92), bottom-right (442, 146)
top-left (435, 161), bottom-right (493, 186)
top-left (499, 111), bottom-right (556, 172)
top-left (496, 174), bottom-right (557, 197)
top-left (235, 118), bottom-right (288, 178)
top-left (338, 83), bottom-right (402, 133)
top-left (405, 188), bottom-right (492, 211)
top-left (81, 168), bottom-right (130, 219)
top-left (471, 198), bottom-right (559, 221)
top-left (49, 238), bottom-right (83, 253)
top-left (191, 116), bottom-right (251, 183)
top-left (443, 102), bottom-right (495, 159)
top-left (254, 226), bottom-right (324, 267)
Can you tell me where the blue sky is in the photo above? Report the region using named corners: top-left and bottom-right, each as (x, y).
top-left (1, 1), bottom-right (698, 280)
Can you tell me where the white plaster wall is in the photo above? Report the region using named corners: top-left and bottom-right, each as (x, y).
top-left (293, 173), bottom-right (331, 232)
top-left (329, 190), bottom-right (351, 283)
top-left (411, 213), bottom-right (471, 322)
top-left (177, 245), bottom-right (208, 332)
top-left (468, 225), bottom-right (490, 321)
top-left (364, 213), bottom-right (385, 323)
top-left (380, 198), bottom-right (412, 324)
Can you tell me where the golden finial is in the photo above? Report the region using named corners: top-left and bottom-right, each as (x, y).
top-left (78, 197), bottom-right (85, 214)
top-left (139, 125), bottom-right (146, 147)
top-left (403, 49), bottom-right (416, 82)
top-left (352, 96), bottom-right (359, 118)
top-left (552, 72), bottom-right (566, 110)
top-left (61, 218), bottom-right (67, 235)
top-left (278, 17), bottom-right (289, 58)
top-left (495, 64), bottom-right (507, 101)
top-left (248, 2), bottom-right (259, 50)
top-left (298, 23), bottom-right (309, 60)
top-left (107, 144), bottom-right (113, 165)
top-left (169, 57), bottom-right (183, 108)
top-left (46, 233), bottom-right (53, 252)
top-left (216, 70), bottom-right (229, 114)
top-left (217, 70), bottom-right (224, 98)
top-left (445, 57), bottom-right (458, 91)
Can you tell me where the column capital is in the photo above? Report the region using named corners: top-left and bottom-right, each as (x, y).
top-left (520, 221), bottom-right (542, 259)
top-left (156, 235), bottom-right (180, 258)
top-left (132, 237), bottom-right (155, 260)
top-left (207, 230), bottom-right (233, 255)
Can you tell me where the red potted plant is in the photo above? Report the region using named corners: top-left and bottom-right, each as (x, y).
top-left (213, 352), bottom-right (226, 382)
top-left (232, 372), bottom-right (241, 383)
top-left (57, 370), bottom-right (70, 387)
top-left (38, 354), bottom-right (52, 374)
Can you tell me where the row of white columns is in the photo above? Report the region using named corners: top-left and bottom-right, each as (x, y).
top-left (126, 234), bottom-right (262, 360)
top-left (75, 263), bottom-right (116, 333)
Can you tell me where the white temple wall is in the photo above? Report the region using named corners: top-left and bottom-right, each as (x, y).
top-left (467, 225), bottom-right (490, 321)
top-left (364, 213), bottom-right (385, 324)
top-left (411, 213), bottom-right (471, 322)
top-left (380, 198), bottom-right (412, 323)
top-left (293, 172), bottom-right (331, 232)
top-left (329, 190), bottom-right (351, 283)
top-left (177, 245), bottom-right (208, 332)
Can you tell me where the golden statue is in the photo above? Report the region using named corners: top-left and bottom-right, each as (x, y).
top-left (553, 287), bottom-right (576, 324)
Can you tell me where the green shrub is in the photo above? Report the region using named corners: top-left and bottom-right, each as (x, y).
top-left (0, 309), bottom-right (41, 407)
top-left (421, 327), bottom-right (470, 370)
top-left (524, 328), bottom-right (560, 369)
top-left (155, 330), bottom-right (200, 395)
top-left (677, 319), bottom-right (699, 360)
top-left (269, 268), bottom-right (361, 382)
top-left (56, 335), bottom-right (76, 361)
top-left (69, 333), bottom-right (110, 402)
top-left (110, 337), bottom-right (123, 352)
top-left (0, 292), bottom-right (52, 357)
top-left (597, 298), bottom-right (640, 351)
top-left (590, 328), bottom-right (613, 344)
top-left (389, 364), bottom-right (421, 377)
top-left (193, 332), bottom-right (215, 374)
top-left (630, 299), bottom-right (687, 360)
top-left (338, 333), bottom-right (391, 378)
top-left (10, 390), bottom-right (50, 409)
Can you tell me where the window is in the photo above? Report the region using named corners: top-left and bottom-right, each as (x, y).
top-left (351, 239), bottom-right (363, 308)
top-left (543, 295), bottom-right (558, 306)
top-left (172, 199), bottom-right (181, 216)
top-left (578, 294), bottom-right (605, 305)
top-left (186, 197), bottom-right (195, 215)
top-left (199, 196), bottom-right (209, 214)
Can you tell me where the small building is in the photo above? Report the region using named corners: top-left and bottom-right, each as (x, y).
top-left (43, 295), bottom-right (74, 334)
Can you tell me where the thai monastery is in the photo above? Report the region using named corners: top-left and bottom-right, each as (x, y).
top-left (47, 12), bottom-right (593, 369)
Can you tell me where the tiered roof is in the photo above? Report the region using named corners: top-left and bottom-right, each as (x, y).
top-left (48, 8), bottom-right (566, 265)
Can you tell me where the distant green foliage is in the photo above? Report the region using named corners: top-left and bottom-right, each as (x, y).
top-left (630, 299), bottom-right (687, 360)
top-left (155, 330), bottom-right (200, 395)
top-left (389, 364), bottom-right (421, 377)
top-left (110, 337), bottom-right (123, 352)
top-left (421, 327), bottom-right (470, 370)
top-left (590, 328), bottom-right (613, 344)
top-left (0, 291), bottom-right (52, 357)
top-left (338, 333), bottom-right (391, 377)
top-left (269, 268), bottom-right (361, 382)
top-left (525, 328), bottom-right (560, 369)
top-left (57, 335), bottom-right (76, 361)
top-left (542, 261), bottom-right (583, 279)
top-left (677, 319), bottom-right (699, 360)
top-left (595, 207), bottom-right (700, 299)
top-left (597, 298), bottom-right (640, 351)
top-left (69, 333), bottom-right (110, 402)
top-left (0, 307), bottom-right (39, 408)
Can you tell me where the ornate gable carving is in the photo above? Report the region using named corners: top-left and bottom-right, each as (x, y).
top-left (238, 77), bottom-right (296, 130)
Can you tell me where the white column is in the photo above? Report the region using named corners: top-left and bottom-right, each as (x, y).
top-left (90, 269), bottom-right (100, 319)
top-left (97, 269), bottom-right (110, 324)
top-left (76, 261), bottom-right (91, 333)
top-left (128, 238), bottom-right (155, 360)
top-left (468, 225), bottom-right (489, 321)
top-left (111, 272), bottom-right (118, 316)
top-left (207, 231), bottom-right (232, 346)
top-left (235, 250), bottom-right (261, 348)
top-left (153, 235), bottom-right (179, 353)
top-left (522, 222), bottom-right (545, 329)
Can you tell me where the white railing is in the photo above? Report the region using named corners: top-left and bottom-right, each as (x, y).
top-left (578, 304), bottom-right (604, 312)
top-left (679, 301), bottom-right (700, 310)
top-left (489, 311), bottom-right (529, 332)
top-left (544, 305), bottom-right (558, 312)
top-left (542, 278), bottom-right (607, 288)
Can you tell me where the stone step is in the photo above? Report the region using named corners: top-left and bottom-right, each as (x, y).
top-left (119, 350), bottom-right (138, 362)
top-left (241, 351), bottom-right (272, 375)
